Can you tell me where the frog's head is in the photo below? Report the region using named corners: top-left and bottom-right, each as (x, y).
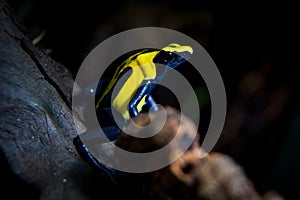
top-left (153, 43), bottom-right (193, 68)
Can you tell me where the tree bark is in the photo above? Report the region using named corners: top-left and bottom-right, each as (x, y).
top-left (0, 1), bottom-right (92, 199)
top-left (0, 1), bottom-right (284, 199)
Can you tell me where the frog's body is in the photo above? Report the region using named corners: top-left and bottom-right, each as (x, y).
top-left (74, 43), bottom-right (193, 183)
top-left (96, 50), bottom-right (158, 120)
top-left (95, 43), bottom-right (193, 132)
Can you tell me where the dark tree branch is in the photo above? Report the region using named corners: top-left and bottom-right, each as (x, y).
top-left (0, 1), bottom-right (93, 199)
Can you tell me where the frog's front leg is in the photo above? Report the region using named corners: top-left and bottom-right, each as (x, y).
top-left (128, 81), bottom-right (157, 118)
top-left (145, 95), bottom-right (158, 112)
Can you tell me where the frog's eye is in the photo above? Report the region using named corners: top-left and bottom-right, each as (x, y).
top-left (154, 50), bottom-right (178, 66)
top-left (164, 52), bottom-right (174, 61)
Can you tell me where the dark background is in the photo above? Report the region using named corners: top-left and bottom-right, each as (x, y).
top-left (2, 0), bottom-right (299, 199)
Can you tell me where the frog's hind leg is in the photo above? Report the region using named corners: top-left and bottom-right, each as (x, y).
top-left (95, 107), bottom-right (122, 141)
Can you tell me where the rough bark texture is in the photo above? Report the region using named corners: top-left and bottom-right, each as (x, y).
top-left (0, 1), bottom-right (92, 199)
top-left (0, 1), bottom-right (284, 199)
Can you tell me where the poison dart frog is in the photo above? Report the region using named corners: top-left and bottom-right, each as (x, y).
top-left (73, 43), bottom-right (193, 183)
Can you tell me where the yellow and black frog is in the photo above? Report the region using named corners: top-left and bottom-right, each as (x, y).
top-left (96, 43), bottom-right (193, 138)
top-left (73, 43), bottom-right (193, 183)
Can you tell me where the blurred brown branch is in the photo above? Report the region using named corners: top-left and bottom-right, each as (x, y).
top-left (116, 108), bottom-right (284, 200)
